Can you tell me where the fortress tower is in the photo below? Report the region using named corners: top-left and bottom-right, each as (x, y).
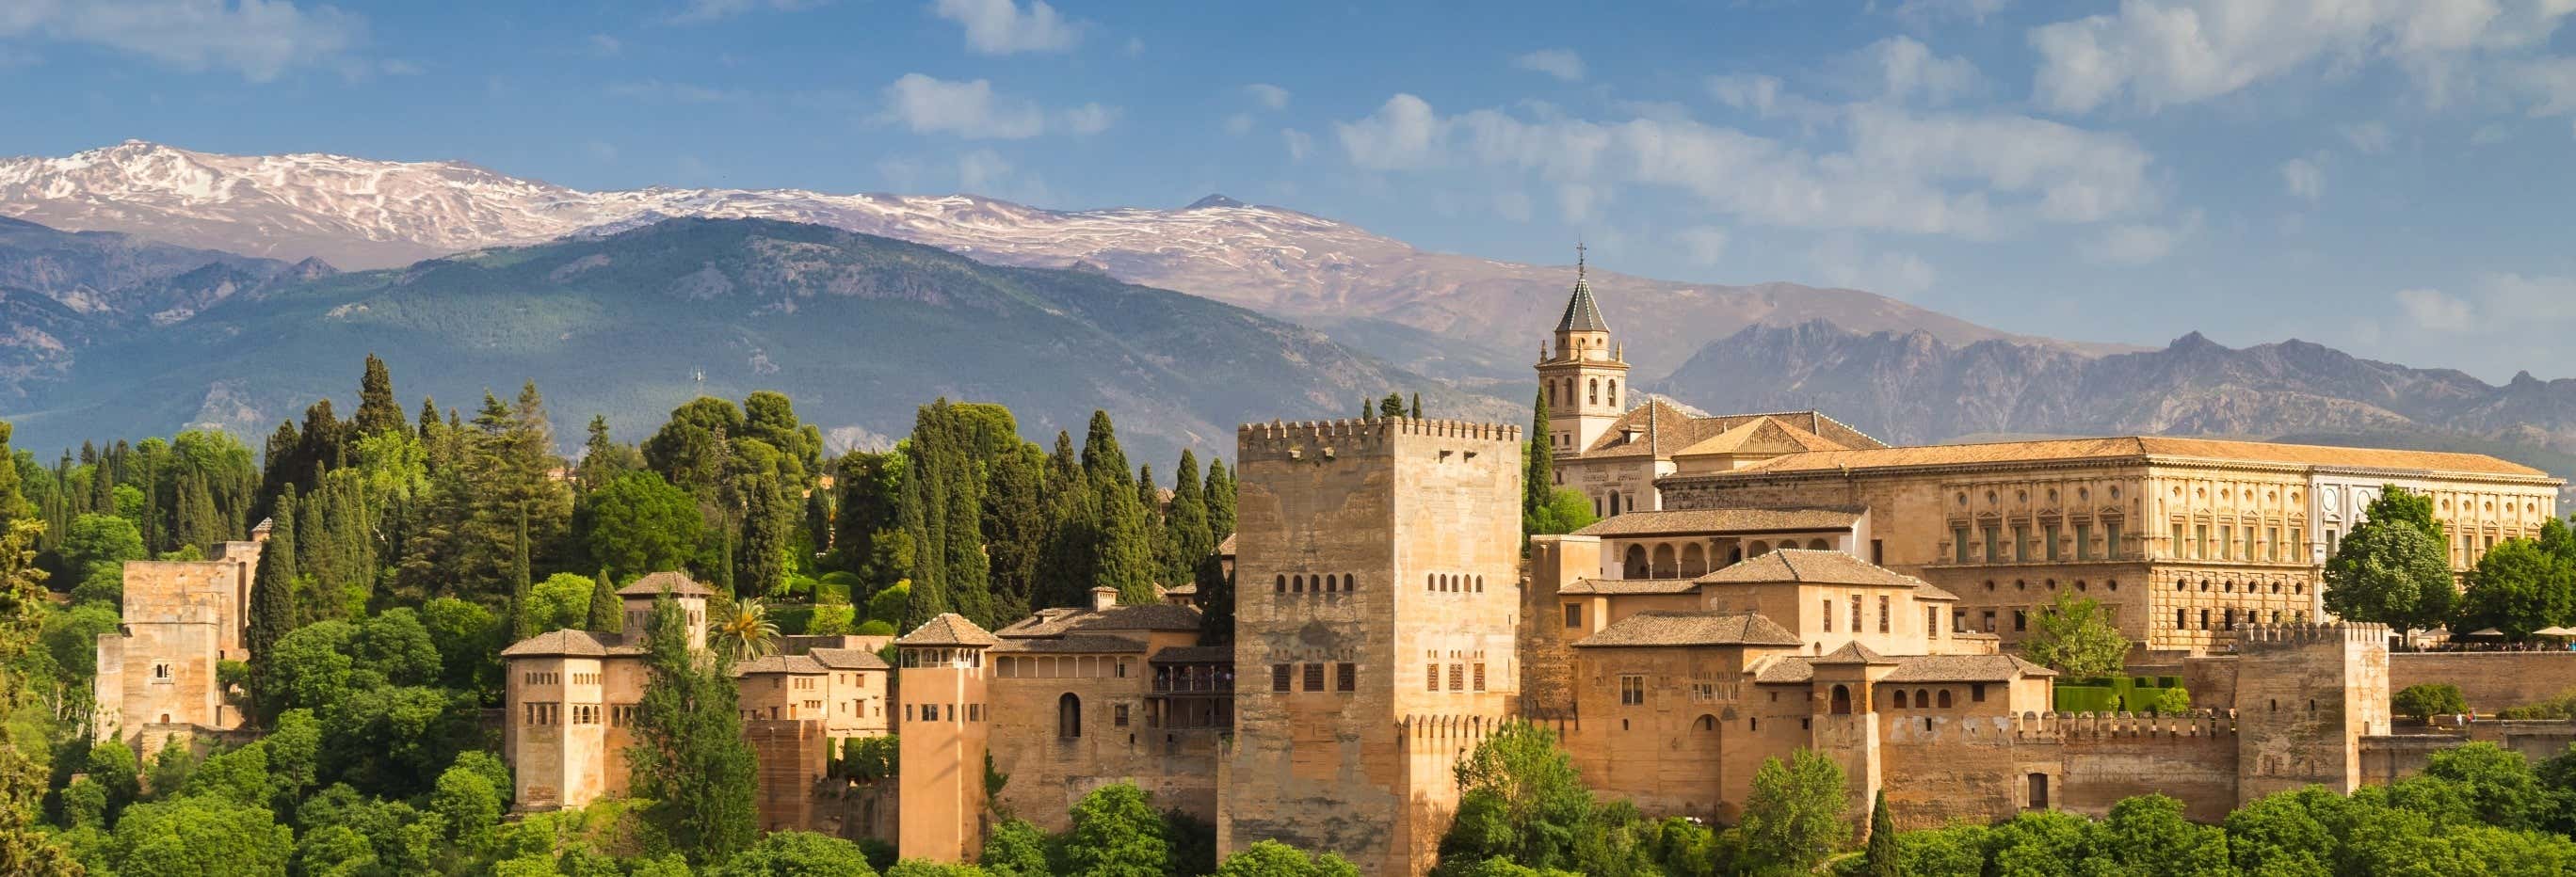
top-left (1534, 246), bottom-right (1628, 455)
top-left (896, 614), bottom-right (998, 863)
top-left (2234, 622), bottom-right (2391, 801)
top-left (1220, 417), bottom-right (1524, 877)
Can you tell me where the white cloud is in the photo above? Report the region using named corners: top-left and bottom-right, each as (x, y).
top-left (879, 73), bottom-right (1110, 138)
top-left (1707, 73), bottom-right (1785, 115)
top-left (0, 0), bottom-right (366, 82)
top-left (2510, 56), bottom-right (2576, 116)
top-left (2281, 155), bottom-right (2325, 200)
top-left (1807, 235), bottom-right (1938, 298)
top-left (1280, 128), bottom-right (1313, 163)
top-left (1676, 226), bottom-right (1731, 265)
top-left (1332, 93), bottom-right (2158, 240)
top-left (2395, 287), bottom-right (2476, 331)
top-left (607, 79), bottom-right (748, 104)
top-left (929, 0), bottom-right (1079, 55)
top-left (1892, 0), bottom-right (2010, 25)
top-left (2028, 0), bottom-right (2576, 114)
top-left (1856, 36), bottom-right (1981, 104)
top-left (1244, 83), bottom-right (1290, 110)
top-left (957, 149), bottom-right (1011, 192)
top-left (2339, 120), bottom-right (2392, 153)
top-left (668, 0), bottom-right (820, 24)
top-left (1512, 48), bottom-right (1586, 82)
top-left (2080, 211), bottom-right (2200, 264)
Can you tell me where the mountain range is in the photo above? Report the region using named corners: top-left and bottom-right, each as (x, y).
top-left (1, 140), bottom-right (2570, 494)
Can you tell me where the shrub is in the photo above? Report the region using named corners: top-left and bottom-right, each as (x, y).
top-left (836, 736), bottom-right (900, 782)
top-left (2394, 683), bottom-right (2470, 725)
top-left (2495, 690), bottom-right (2576, 720)
top-left (809, 603), bottom-right (857, 636)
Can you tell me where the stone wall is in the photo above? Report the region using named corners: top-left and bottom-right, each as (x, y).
top-left (747, 718), bottom-right (829, 833)
top-left (987, 663), bottom-right (1222, 834)
top-left (2389, 652), bottom-right (2576, 712)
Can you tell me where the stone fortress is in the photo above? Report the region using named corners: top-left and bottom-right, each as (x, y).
top-left (90, 255), bottom-right (2576, 876)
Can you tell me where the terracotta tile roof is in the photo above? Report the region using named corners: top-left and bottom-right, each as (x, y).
top-left (806, 647), bottom-right (890, 670)
top-left (1813, 641), bottom-right (1900, 665)
top-left (1571, 611), bottom-right (1803, 648)
top-left (1150, 646), bottom-right (1234, 663)
top-left (731, 654), bottom-right (829, 676)
top-left (994, 603), bottom-right (1202, 637)
top-left (896, 614), bottom-right (999, 647)
top-left (1697, 550), bottom-right (1930, 590)
top-left (1572, 506), bottom-right (1863, 537)
top-left (1727, 436), bottom-right (2550, 479)
top-left (1880, 654), bottom-right (2057, 682)
top-left (1559, 578), bottom-right (1701, 596)
top-left (616, 570), bottom-right (715, 598)
top-left (1752, 657), bottom-right (1817, 683)
top-left (1671, 416), bottom-right (1847, 458)
top-left (500, 630), bottom-right (612, 658)
top-left (1162, 582), bottom-right (1198, 596)
top-left (1579, 403), bottom-right (1886, 458)
top-left (1915, 584), bottom-right (1962, 601)
top-left (989, 634), bottom-right (1150, 654)
top-left (1217, 534), bottom-right (1236, 557)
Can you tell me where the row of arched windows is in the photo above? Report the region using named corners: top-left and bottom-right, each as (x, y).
top-left (2175, 578), bottom-right (2305, 596)
top-left (1891, 689), bottom-right (1955, 709)
top-left (1545, 375), bottom-right (1617, 409)
top-left (2176, 607), bottom-right (2307, 630)
top-left (1983, 579), bottom-right (2121, 593)
top-left (1428, 573), bottom-right (1485, 594)
top-left (1276, 574), bottom-right (1355, 594)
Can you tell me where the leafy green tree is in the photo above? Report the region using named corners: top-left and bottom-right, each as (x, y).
top-left (420, 597), bottom-right (504, 696)
top-left (2324, 515), bottom-right (2455, 643)
top-left (58, 777), bottom-right (105, 830)
top-left (2364, 486), bottom-right (2444, 540)
top-left (1216, 840), bottom-right (1362, 877)
top-left (317, 684), bottom-right (475, 799)
top-left (1062, 782), bottom-right (1168, 877)
top-left (101, 794), bottom-right (292, 876)
top-left (258, 619), bottom-right (359, 717)
top-left (1863, 789), bottom-right (1900, 877)
top-left (1894, 823), bottom-right (1989, 877)
top-left (2094, 794), bottom-right (2230, 876)
top-left (2394, 683), bottom-right (2469, 725)
top-left (1524, 488), bottom-right (1598, 537)
top-left (2455, 538), bottom-right (2573, 642)
top-left (2020, 592), bottom-right (2129, 679)
top-left (711, 598), bottom-right (781, 660)
top-left (587, 568), bottom-right (622, 632)
top-left (886, 860), bottom-right (990, 877)
top-left (626, 595), bottom-right (759, 865)
top-left (577, 470), bottom-right (706, 582)
top-left (981, 815), bottom-right (1055, 877)
top-left (2423, 741), bottom-right (2551, 831)
top-left (1983, 809), bottom-right (2091, 877)
top-left (1738, 749), bottom-right (1849, 872)
top-left (519, 572), bottom-right (599, 638)
top-left (1380, 393), bottom-right (1406, 419)
top-left (1165, 451), bottom-right (1215, 589)
top-left (354, 608), bottom-right (442, 686)
top-left (1436, 721), bottom-right (1594, 872)
top-left (180, 739), bottom-right (272, 807)
top-left (261, 709), bottom-right (323, 817)
top-left (62, 511), bottom-right (146, 607)
top-left (85, 738), bottom-right (141, 824)
top-left (573, 414), bottom-right (646, 493)
top-left (708, 830), bottom-right (880, 875)
top-left (429, 761), bottom-right (505, 864)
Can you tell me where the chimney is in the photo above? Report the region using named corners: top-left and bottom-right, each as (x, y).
top-left (1090, 586), bottom-right (1119, 612)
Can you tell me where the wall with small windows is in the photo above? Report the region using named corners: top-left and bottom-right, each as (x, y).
top-left (981, 646), bottom-right (1222, 835)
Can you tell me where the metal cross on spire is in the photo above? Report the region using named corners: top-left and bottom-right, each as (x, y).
top-left (1576, 240), bottom-right (1586, 279)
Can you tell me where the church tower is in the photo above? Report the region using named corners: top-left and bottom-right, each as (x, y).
top-left (1535, 245), bottom-right (1629, 454)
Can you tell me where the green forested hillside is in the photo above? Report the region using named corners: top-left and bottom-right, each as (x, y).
top-left (3, 217), bottom-right (1508, 461)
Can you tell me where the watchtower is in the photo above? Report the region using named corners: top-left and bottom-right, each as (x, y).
top-left (1219, 417), bottom-right (1524, 877)
top-left (2234, 622), bottom-right (2390, 802)
top-left (1534, 246), bottom-right (1628, 455)
top-left (896, 614), bottom-right (997, 863)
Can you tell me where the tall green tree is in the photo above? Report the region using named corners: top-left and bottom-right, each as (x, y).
top-left (1410, 392), bottom-right (1423, 419)
top-left (1166, 451), bottom-right (1214, 587)
top-left (981, 443), bottom-right (1049, 623)
top-left (573, 414), bottom-right (645, 493)
top-left (627, 595), bottom-right (760, 866)
top-left (1864, 789), bottom-right (1900, 877)
top-left (577, 470), bottom-right (706, 581)
top-left (1062, 782), bottom-right (1168, 877)
top-left (246, 485), bottom-right (299, 710)
top-left (2021, 592), bottom-right (2129, 678)
top-left (1081, 412), bottom-right (1159, 604)
top-left (354, 353), bottom-right (409, 439)
top-left (1739, 750), bottom-right (1850, 872)
top-left (0, 421), bottom-right (79, 875)
top-left (2455, 538), bottom-right (2573, 642)
top-left (1523, 390), bottom-right (1553, 538)
top-left (1379, 393), bottom-right (1406, 419)
top-left (2326, 512), bottom-right (2457, 643)
top-left (1436, 721), bottom-right (1596, 872)
top-left (1203, 459), bottom-right (1235, 547)
top-left (587, 568), bottom-right (622, 633)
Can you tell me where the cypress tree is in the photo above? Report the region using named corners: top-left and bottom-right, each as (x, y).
top-left (588, 567), bottom-right (622, 633)
top-left (1410, 392), bottom-right (1423, 419)
top-left (246, 485), bottom-right (298, 715)
top-left (511, 505), bottom-right (535, 639)
top-left (1864, 789), bottom-right (1901, 877)
top-left (735, 470), bottom-right (790, 598)
top-left (1379, 393), bottom-right (1405, 419)
top-left (418, 396), bottom-right (440, 440)
top-left (86, 459), bottom-right (113, 517)
top-left (1082, 414), bottom-right (1158, 602)
top-left (1079, 410), bottom-right (1128, 486)
top-left (1036, 432), bottom-right (1095, 610)
top-left (354, 353), bottom-right (407, 438)
top-left (1360, 398), bottom-right (1372, 420)
top-left (982, 445), bottom-right (1047, 624)
top-left (1203, 459), bottom-right (1236, 546)
top-left (1167, 451), bottom-right (1212, 587)
top-left (1524, 389), bottom-right (1554, 536)
top-left (294, 481), bottom-right (332, 623)
top-left (629, 595), bottom-right (760, 864)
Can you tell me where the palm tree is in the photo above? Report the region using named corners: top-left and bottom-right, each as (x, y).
top-left (711, 598), bottom-right (780, 660)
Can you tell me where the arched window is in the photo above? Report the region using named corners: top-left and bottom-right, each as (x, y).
top-left (1623, 545), bottom-right (1649, 578)
top-left (1937, 690), bottom-right (1953, 708)
top-left (1830, 685), bottom-right (1853, 715)
top-left (1474, 576), bottom-right (1484, 593)
top-left (1426, 574), bottom-right (1435, 590)
top-left (1652, 544), bottom-right (1678, 578)
top-left (1589, 378), bottom-right (1599, 405)
top-left (1747, 540), bottom-right (1771, 557)
top-left (1292, 575), bottom-right (1303, 593)
top-left (1057, 693), bottom-right (1082, 738)
top-left (1894, 690), bottom-right (1909, 708)
top-left (1916, 689), bottom-right (1929, 709)
top-left (1275, 575), bottom-right (1286, 593)
top-left (1323, 574), bottom-right (1338, 592)
top-left (1697, 714), bottom-right (1716, 731)
top-left (1807, 538), bottom-right (1830, 550)
top-left (1607, 490), bottom-right (1622, 517)
top-left (1608, 379), bottom-right (1618, 407)
top-left (1681, 544), bottom-right (1708, 578)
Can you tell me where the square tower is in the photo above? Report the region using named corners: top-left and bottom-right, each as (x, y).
top-left (1221, 417), bottom-right (1523, 877)
top-left (2235, 622), bottom-right (2391, 802)
top-left (1534, 252), bottom-right (1628, 454)
top-left (897, 614), bottom-right (996, 864)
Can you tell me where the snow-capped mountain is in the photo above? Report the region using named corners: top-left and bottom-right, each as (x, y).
top-left (0, 141), bottom-right (2068, 378)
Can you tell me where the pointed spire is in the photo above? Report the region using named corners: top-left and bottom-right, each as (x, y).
top-left (1555, 241), bottom-right (1609, 333)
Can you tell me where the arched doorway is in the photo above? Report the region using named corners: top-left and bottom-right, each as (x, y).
top-left (1623, 545), bottom-right (1649, 579)
top-left (1057, 694), bottom-right (1082, 738)
top-left (1680, 544), bottom-right (1708, 578)
top-left (1652, 544), bottom-right (1677, 578)
top-left (1829, 685), bottom-right (1852, 715)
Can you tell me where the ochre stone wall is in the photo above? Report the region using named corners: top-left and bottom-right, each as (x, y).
top-left (747, 719), bottom-right (829, 832)
top-left (987, 658), bottom-right (1221, 833)
top-left (2389, 652), bottom-right (2576, 712)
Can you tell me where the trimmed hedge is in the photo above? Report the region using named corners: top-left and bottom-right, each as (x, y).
top-left (2055, 676), bottom-right (2188, 713)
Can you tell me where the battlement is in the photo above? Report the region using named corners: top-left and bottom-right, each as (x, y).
top-left (2234, 622), bottom-right (2389, 650)
top-left (1396, 713), bottom-right (1519, 741)
top-left (1884, 710), bottom-right (2236, 745)
top-left (1237, 418), bottom-right (1521, 444)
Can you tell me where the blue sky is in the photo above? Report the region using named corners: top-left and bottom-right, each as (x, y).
top-left (4, 0), bottom-right (2576, 382)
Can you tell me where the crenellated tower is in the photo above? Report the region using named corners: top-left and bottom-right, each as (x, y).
top-left (1535, 244), bottom-right (1629, 455)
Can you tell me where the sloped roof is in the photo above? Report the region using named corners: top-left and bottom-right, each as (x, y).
top-left (732, 654), bottom-right (829, 676)
top-left (1217, 534), bottom-right (1236, 557)
top-left (500, 630), bottom-right (612, 658)
top-left (1557, 270), bottom-right (1609, 333)
top-left (1880, 654), bottom-right (2058, 682)
top-left (1671, 416), bottom-right (1847, 458)
top-left (1578, 402), bottom-right (1884, 458)
top-left (617, 570), bottom-right (715, 598)
top-left (1573, 506), bottom-right (1863, 537)
top-left (897, 614), bottom-right (999, 647)
top-left (1572, 611), bottom-right (1803, 648)
top-left (1559, 578), bottom-right (1701, 596)
top-left (1752, 657), bottom-right (1818, 684)
top-left (1727, 436), bottom-right (2549, 479)
top-left (807, 647), bottom-right (890, 670)
top-left (1812, 641), bottom-right (1900, 666)
top-left (994, 602), bottom-right (1202, 637)
top-left (990, 634), bottom-right (1150, 654)
top-left (1698, 550), bottom-right (1932, 590)
top-left (1151, 646), bottom-right (1235, 663)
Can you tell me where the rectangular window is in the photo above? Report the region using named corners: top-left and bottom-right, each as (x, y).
top-left (1427, 663), bottom-right (1441, 693)
top-left (1114, 705), bottom-right (1130, 727)
top-left (2197, 524), bottom-right (2210, 559)
top-left (1984, 526), bottom-right (2001, 562)
top-left (1619, 675), bottom-right (1645, 706)
top-left (2106, 522), bottom-right (2123, 559)
top-left (2171, 523), bottom-right (2187, 558)
top-left (2044, 524), bottom-right (2061, 561)
top-left (1448, 663), bottom-right (1464, 692)
top-left (1850, 596), bottom-right (1862, 633)
top-left (2013, 610), bottom-right (2028, 632)
top-left (1823, 599), bottom-right (1835, 632)
top-left (1271, 664), bottom-right (1292, 693)
top-left (1302, 663), bottom-right (1325, 693)
top-left (2267, 527), bottom-right (2281, 562)
top-left (1927, 607), bottom-right (1940, 637)
top-left (2012, 525), bottom-right (2030, 562)
top-left (1955, 527), bottom-right (1971, 563)
top-left (2219, 525), bottom-right (2233, 560)
top-left (1980, 610), bottom-right (1996, 631)
top-left (1972, 683), bottom-right (1988, 702)
top-left (1335, 662), bottom-right (1356, 693)
top-left (1872, 539), bottom-right (1884, 565)
top-left (1878, 596), bottom-right (1891, 633)
top-left (2074, 523), bottom-right (2092, 561)
top-left (1473, 663), bottom-right (1487, 692)
top-left (2199, 609), bottom-right (2211, 630)
top-left (1563, 602), bottom-right (1583, 630)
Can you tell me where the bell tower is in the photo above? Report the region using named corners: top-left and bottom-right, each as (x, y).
top-left (1535, 244), bottom-right (1629, 454)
